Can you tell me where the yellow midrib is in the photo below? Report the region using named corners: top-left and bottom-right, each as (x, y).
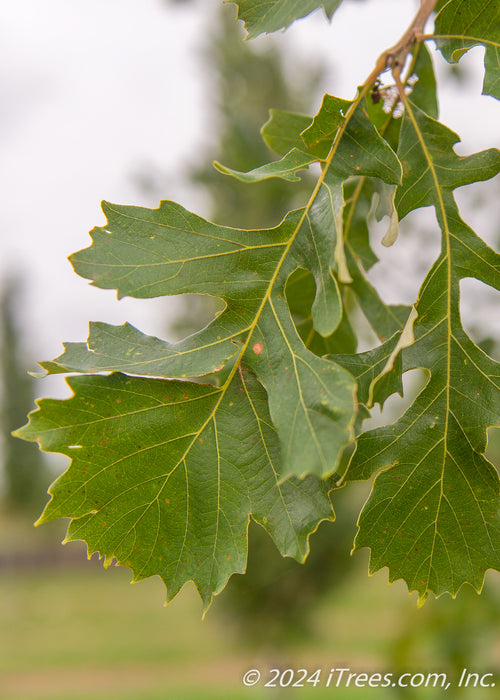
top-left (400, 93), bottom-right (453, 595)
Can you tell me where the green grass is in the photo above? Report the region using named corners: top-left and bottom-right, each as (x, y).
top-left (1, 512), bottom-right (499, 700)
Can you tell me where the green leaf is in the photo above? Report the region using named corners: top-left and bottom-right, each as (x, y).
top-left (213, 104), bottom-right (323, 185)
top-left (216, 96), bottom-right (402, 310)
top-left (229, 101), bottom-right (407, 346)
top-left (227, 95), bottom-right (402, 187)
top-left (29, 87), bottom-right (405, 606)
top-left (16, 371), bottom-right (335, 611)
top-left (50, 203), bottom-right (293, 379)
top-left (40, 90), bottom-right (402, 485)
top-left (22, 72), bottom-right (406, 604)
top-left (434, 0), bottom-right (500, 98)
top-left (40, 199), bottom-right (358, 481)
top-left (347, 100), bottom-right (500, 603)
top-left (396, 103), bottom-right (500, 219)
top-left (230, 0), bottom-right (343, 39)
top-left (17, 0), bottom-right (500, 608)
top-left (262, 109), bottom-right (313, 155)
top-left (70, 200), bottom-right (291, 302)
top-left (37, 321), bottom-right (239, 379)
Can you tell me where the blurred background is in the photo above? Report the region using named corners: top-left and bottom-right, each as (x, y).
top-left (0, 0), bottom-right (499, 698)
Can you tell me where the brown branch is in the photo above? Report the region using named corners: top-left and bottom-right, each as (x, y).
top-left (368, 0), bottom-right (438, 84)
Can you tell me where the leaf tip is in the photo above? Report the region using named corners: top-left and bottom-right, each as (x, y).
top-left (381, 208), bottom-right (399, 247)
top-left (100, 199), bottom-right (113, 216)
top-left (33, 514), bottom-right (44, 528)
top-left (212, 160), bottom-right (230, 176)
top-left (201, 598), bottom-right (214, 621)
top-left (28, 368), bottom-right (48, 379)
top-left (417, 590), bottom-right (430, 608)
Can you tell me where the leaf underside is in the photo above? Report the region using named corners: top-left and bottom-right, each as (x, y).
top-left (348, 101), bottom-right (500, 603)
top-left (230, 0), bottom-right (343, 38)
top-left (25, 371), bottom-right (336, 610)
top-left (16, 0), bottom-right (500, 608)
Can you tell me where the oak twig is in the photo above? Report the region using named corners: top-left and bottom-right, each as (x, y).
top-left (367, 0), bottom-right (438, 86)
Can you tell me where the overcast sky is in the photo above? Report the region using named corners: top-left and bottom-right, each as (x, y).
top-left (1, 0), bottom-right (498, 401)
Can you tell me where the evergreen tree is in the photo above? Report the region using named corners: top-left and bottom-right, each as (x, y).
top-left (0, 277), bottom-right (46, 510)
